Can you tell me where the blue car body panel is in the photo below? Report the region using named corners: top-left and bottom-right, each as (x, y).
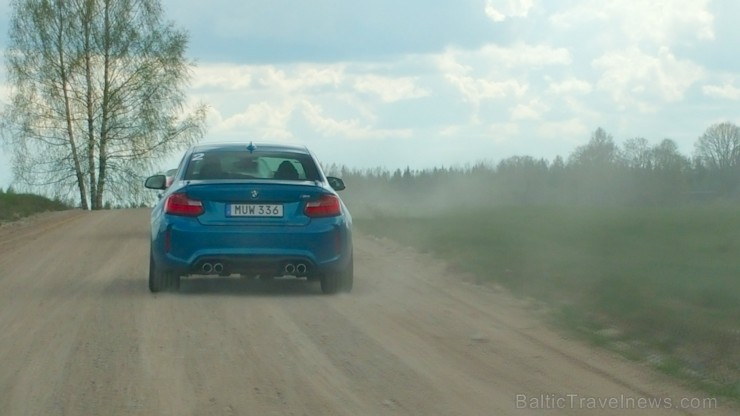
top-left (148, 142), bottom-right (353, 278)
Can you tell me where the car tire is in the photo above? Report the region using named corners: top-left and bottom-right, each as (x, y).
top-left (340, 255), bottom-right (353, 293)
top-left (320, 272), bottom-right (340, 294)
top-left (320, 255), bottom-right (353, 294)
top-left (149, 252), bottom-right (179, 293)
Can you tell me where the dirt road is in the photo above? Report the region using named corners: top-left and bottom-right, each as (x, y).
top-left (0, 209), bottom-right (734, 415)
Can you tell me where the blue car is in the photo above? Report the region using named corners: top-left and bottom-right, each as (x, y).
top-left (144, 142), bottom-right (353, 294)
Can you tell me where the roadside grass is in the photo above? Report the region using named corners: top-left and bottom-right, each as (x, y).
top-left (355, 204), bottom-right (740, 401)
top-left (0, 192), bottom-right (70, 222)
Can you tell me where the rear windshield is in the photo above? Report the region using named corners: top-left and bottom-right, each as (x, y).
top-left (183, 150), bottom-right (321, 181)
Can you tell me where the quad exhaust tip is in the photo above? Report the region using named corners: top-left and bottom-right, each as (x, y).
top-left (284, 263), bottom-right (307, 275)
top-left (201, 263), bottom-right (213, 273)
top-left (213, 263), bottom-right (224, 273)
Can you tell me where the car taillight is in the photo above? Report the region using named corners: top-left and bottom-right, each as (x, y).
top-left (165, 193), bottom-right (204, 216)
top-left (304, 194), bottom-right (341, 217)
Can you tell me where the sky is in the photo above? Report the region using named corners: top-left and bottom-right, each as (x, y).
top-left (1, 0), bottom-right (740, 189)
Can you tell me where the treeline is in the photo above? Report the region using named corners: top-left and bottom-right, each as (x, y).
top-left (328, 123), bottom-right (740, 217)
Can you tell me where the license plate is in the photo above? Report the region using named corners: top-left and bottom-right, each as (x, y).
top-left (227, 204), bottom-right (283, 217)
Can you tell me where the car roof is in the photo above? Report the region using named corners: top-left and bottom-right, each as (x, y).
top-left (190, 142), bottom-right (310, 155)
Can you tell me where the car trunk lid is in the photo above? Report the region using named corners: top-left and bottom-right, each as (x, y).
top-left (183, 180), bottom-right (327, 226)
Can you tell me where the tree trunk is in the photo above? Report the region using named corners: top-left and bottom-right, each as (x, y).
top-left (57, 1), bottom-right (89, 210)
top-left (95, 0), bottom-right (113, 210)
top-left (83, 0), bottom-right (98, 209)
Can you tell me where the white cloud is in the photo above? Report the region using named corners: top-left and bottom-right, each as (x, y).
top-left (202, 105), bottom-right (225, 132)
top-left (435, 44), bottom-right (571, 83)
top-left (185, 61), bottom-right (432, 142)
top-left (435, 43), bottom-right (569, 118)
top-left (217, 101), bottom-right (295, 139)
top-left (702, 84), bottom-right (740, 100)
top-left (0, 66), bottom-right (9, 105)
top-left (192, 63), bottom-right (345, 93)
top-left (592, 47), bottom-right (704, 110)
top-left (353, 75), bottom-right (429, 102)
top-left (510, 100), bottom-right (548, 121)
top-left (445, 75), bottom-right (528, 103)
top-left (450, 43), bottom-right (571, 70)
top-left (550, 0), bottom-right (714, 46)
top-left (192, 65), bottom-right (253, 90)
top-left (484, 4), bottom-right (506, 22)
top-left (546, 78), bottom-right (592, 95)
top-left (485, 0), bottom-right (534, 22)
top-left (257, 65), bottom-right (344, 92)
top-left (300, 100), bottom-right (412, 140)
top-left (0, 85), bottom-right (10, 106)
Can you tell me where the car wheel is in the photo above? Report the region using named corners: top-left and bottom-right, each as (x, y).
top-left (149, 253), bottom-right (164, 292)
top-left (340, 255), bottom-right (353, 293)
top-left (320, 271), bottom-right (341, 294)
top-left (149, 252), bottom-right (179, 293)
top-left (320, 256), bottom-right (353, 295)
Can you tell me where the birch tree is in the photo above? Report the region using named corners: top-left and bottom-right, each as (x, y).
top-left (2, 0), bottom-right (206, 209)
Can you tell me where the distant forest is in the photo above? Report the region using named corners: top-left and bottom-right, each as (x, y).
top-left (327, 122), bottom-right (740, 216)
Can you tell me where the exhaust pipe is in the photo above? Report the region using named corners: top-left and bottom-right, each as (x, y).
top-left (284, 263), bottom-right (296, 275)
top-left (296, 263), bottom-right (307, 274)
top-left (201, 263), bottom-right (213, 273)
top-left (213, 263), bottom-right (224, 274)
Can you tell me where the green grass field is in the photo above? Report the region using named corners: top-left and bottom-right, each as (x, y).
top-left (356, 205), bottom-right (740, 399)
top-left (0, 192), bottom-right (70, 222)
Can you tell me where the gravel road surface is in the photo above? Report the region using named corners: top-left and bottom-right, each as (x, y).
top-left (0, 209), bottom-right (734, 415)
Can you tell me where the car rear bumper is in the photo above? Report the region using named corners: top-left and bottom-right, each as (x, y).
top-left (151, 215), bottom-right (352, 277)
top-left (189, 255), bottom-right (322, 277)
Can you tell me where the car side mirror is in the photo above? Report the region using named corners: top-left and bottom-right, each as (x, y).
top-left (145, 175), bottom-right (167, 190)
top-left (327, 176), bottom-right (346, 191)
